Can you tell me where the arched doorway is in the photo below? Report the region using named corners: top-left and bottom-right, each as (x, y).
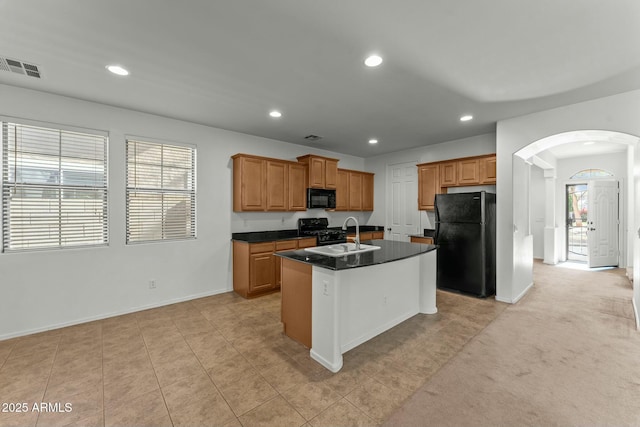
top-left (513, 130), bottom-right (635, 271)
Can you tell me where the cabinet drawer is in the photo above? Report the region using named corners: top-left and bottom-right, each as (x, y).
top-left (297, 237), bottom-right (317, 248)
top-left (410, 236), bottom-right (433, 244)
top-left (250, 242), bottom-right (275, 254)
top-left (275, 240), bottom-right (298, 251)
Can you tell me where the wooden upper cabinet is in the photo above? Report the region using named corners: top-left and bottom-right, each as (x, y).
top-left (348, 171), bottom-right (363, 210)
top-left (479, 155), bottom-right (497, 184)
top-left (439, 161), bottom-right (457, 187)
top-left (265, 160), bottom-right (287, 211)
top-left (335, 169), bottom-right (349, 211)
top-left (417, 154), bottom-right (495, 211)
top-left (287, 163), bottom-right (307, 211)
top-left (418, 163), bottom-right (439, 211)
top-left (296, 155), bottom-right (339, 189)
top-left (309, 157), bottom-right (325, 188)
top-left (362, 173), bottom-right (374, 211)
top-left (457, 158), bottom-right (480, 185)
top-left (233, 155), bottom-right (266, 211)
top-left (335, 169), bottom-right (374, 212)
top-left (233, 154), bottom-right (302, 212)
top-left (324, 159), bottom-right (338, 189)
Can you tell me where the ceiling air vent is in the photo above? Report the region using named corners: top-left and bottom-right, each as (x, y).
top-left (0, 57), bottom-right (42, 78)
top-left (304, 135), bottom-right (323, 142)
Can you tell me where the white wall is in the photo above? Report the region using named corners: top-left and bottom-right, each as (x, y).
top-left (365, 133), bottom-right (497, 231)
top-left (496, 89), bottom-right (640, 306)
top-left (531, 166), bottom-right (546, 259)
top-left (0, 84), bottom-right (368, 339)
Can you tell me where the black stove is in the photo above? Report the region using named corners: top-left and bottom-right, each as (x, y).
top-left (298, 218), bottom-right (347, 246)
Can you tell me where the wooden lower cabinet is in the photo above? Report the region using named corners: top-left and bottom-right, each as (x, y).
top-left (233, 237), bottom-right (317, 298)
top-left (280, 258), bottom-right (312, 348)
top-left (347, 230), bottom-right (384, 241)
top-left (234, 241), bottom-right (276, 298)
top-left (410, 236), bottom-right (434, 244)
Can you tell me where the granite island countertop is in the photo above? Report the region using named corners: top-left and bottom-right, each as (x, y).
top-left (275, 239), bottom-right (436, 271)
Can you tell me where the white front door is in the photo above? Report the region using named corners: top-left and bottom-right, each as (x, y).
top-left (386, 162), bottom-right (419, 242)
top-left (587, 180), bottom-right (619, 268)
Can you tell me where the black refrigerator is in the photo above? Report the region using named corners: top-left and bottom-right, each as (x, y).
top-left (434, 191), bottom-right (496, 297)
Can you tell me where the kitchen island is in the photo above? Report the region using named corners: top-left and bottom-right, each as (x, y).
top-left (276, 239), bottom-right (437, 372)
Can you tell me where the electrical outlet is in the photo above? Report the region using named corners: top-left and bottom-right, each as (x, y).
top-left (323, 281), bottom-right (329, 296)
top-left (149, 280), bottom-right (156, 289)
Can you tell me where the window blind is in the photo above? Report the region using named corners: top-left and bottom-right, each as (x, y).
top-left (1, 122), bottom-right (108, 251)
top-left (126, 139), bottom-right (196, 243)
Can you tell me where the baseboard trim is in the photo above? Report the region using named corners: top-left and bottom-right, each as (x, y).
top-left (496, 281), bottom-right (534, 304)
top-left (633, 297), bottom-right (640, 331)
top-left (0, 287), bottom-right (231, 341)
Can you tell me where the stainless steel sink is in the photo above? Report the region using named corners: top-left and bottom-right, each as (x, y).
top-left (304, 243), bottom-right (381, 257)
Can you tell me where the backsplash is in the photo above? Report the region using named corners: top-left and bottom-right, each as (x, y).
top-left (231, 211), bottom-right (373, 233)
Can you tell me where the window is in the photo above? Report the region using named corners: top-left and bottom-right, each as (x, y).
top-left (1, 121), bottom-right (108, 252)
top-left (126, 139), bottom-right (195, 243)
top-left (570, 169), bottom-right (613, 180)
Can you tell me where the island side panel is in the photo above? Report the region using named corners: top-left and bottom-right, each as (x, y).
top-left (337, 256), bottom-right (420, 353)
top-left (280, 258), bottom-right (312, 348)
top-left (310, 267), bottom-right (343, 373)
top-left (419, 250), bottom-right (438, 314)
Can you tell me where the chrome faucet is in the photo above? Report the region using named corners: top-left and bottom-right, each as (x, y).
top-left (342, 216), bottom-right (360, 250)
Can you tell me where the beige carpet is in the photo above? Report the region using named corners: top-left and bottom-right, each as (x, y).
top-left (384, 260), bottom-right (640, 427)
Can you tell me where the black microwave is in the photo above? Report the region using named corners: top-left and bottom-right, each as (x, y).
top-left (307, 188), bottom-right (336, 209)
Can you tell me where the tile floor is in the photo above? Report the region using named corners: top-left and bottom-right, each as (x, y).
top-left (0, 289), bottom-right (506, 427)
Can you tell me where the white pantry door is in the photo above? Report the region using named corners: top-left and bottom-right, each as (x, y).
top-left (587, 180), bottom-right (619, 268)
top-left (386, 162), bottom-right (419, 242)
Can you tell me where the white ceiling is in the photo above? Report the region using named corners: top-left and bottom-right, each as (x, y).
top-left (1, 0), bottom-right (639, 158)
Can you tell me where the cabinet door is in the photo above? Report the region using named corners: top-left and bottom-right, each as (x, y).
top-left (348, 172), bottom-right (363, 210)
top-left (479, 155), bottom-right (497, 184)
top-left (359, 231), bottom-right (373, 241)
top-left (371, 231), bottom-right (384, 239)
top-left (297, 237), bottom-right (317, 248)
top-left (308, 157), bottom-right (325, 188)
top-left (275, 240), bottom-right (298, 287)
top-left (236, 157), bottom-right (265, 211)
top-left (362, 173), bottom-right (374, 211)
top-left (324, 159), bottom-right (338, 189)
top-left (418, 164), bottom-right (439, 210)
top-left (440, 162), bottom-right (457, 187)
top-left (249, 252), bottom-right (275, 293)
top-left (335, 169), bottom-right (349, 211)
top-left (266, 160), bottom-right (287, 211)
top-left (288, 163), bottom-right (307, 211)
top-left (457, 158), bottom-right (480, 185)
top-left (410, 236), bottom-right (433, 244)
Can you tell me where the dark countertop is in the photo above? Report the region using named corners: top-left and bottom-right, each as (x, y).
top-left (232, 229), bottom-right (303, 243)
top-left (275, 239), bottom-right (437, 271)
top-left (231, 225), bottom-right (386, 243)
top-left (330, 225), bottom-right (385, 233)
top-left (409, 228), bottom-right (436, 238)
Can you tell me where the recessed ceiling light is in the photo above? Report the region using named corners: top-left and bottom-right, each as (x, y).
top-left (106, 65), bottom-right (129, 76)
top-left (269, 110), bottom-right (282, 118)
top-left (460, 115), bottom-right (473, 122)
top-left (364, 55), bottom-right (383, 67)
top-left (584, 141), bottom-right (595, 145)
top-left (369, 139), bottom-right (378, 144)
